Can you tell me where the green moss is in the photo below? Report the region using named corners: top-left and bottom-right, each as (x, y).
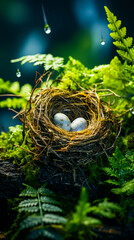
top-left (0, 125), bottom-right (39, 184)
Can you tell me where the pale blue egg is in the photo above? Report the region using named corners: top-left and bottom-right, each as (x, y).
top-left (71, 117), bottom-right (87, 132)
top-left (54, 113), bottom-right (71, 131)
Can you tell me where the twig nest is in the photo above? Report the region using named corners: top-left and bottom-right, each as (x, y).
top-left (23, 88), bottom-right (119, 171)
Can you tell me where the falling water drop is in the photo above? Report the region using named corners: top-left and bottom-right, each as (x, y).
top-left (44, 24), bottom-right (51, 34)
top-left (16, 68), bottom-right (21, 78)
top-left (100, 39), bottom-right (106, 45)
top-left (130, 107), bottom-right (134, 114)
top-left (42, 4), bottom-right (51, 34)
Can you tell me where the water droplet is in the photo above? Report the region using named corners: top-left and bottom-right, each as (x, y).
top-left (16, 69), bottom-right (21, 78)
top-left (130, 107), bottom-right (134, 114)
top-left (100, 40), bottom-right (105, 45)
top-left (44, 24), bottom-right (51, 34)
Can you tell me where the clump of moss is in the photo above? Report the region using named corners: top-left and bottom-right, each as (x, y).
top-left (0, 125), bottom-right (39, 184)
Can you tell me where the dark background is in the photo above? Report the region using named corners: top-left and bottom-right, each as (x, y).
top-left (0, 0), bottom-right (134, 131)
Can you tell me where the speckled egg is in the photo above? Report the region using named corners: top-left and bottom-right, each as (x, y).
top-left (71, 117), bottom-right (87, 132)
top-left (54, 113), bottom-right (71, 131)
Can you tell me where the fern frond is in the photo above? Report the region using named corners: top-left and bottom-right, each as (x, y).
top-left (19, 185), bottom-right (37, 197)
top-left (0, 97), bottom-right (27, 109)
top-left (42, 204), bottom-right (62, 213)
top-left (105, 179), bottom-right (120, 186)
top-left (26, 228), bottom-right (61, 240)
top-left (40, 196), bottom-right (59, 205)
top-left (117, 50), bottom-right (132, 62)
top-left (11, 54), bottom-right (64, 71)
top-left (108, 20), bottom-right (121, 31)
top-left (113, 41), bottom-right (126, 49)
top-left (104, 6), bottom-right (134, 64)
top-left (19, 206), bottom-right (39, 213)
top-left (91, 199), bottom-right (122, 219)
top-left (119, 27), bottom-right (127, 38)
top-left (18, 199), bottom-right (38, 208)
top-left (20, 216), bottom-right (42, 230)
top-left (43, 214), bottom-right (67, 224)
top-left (17, 184), bottom-right (65, 240)
top-left (38, 184), bottom-right (54, 196)
top-left (124, 37), bottom-right (133, 48)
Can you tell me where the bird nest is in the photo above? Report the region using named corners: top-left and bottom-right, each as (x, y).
top-left (20, 87), bottom-right (119, 173)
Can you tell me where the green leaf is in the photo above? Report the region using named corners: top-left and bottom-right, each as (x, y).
top-left (105, 6), bottom-right (134, 64)
top-left (19, 199), bottom-right (38, 208)
top-left (118, 179), bottom-right (134, 195)
top-left (20, 216), bottom-right (42, 230)
top-left (117, 50), bottom-right (132, 62)
top-left (91, 199), bottom-right (122, 219)
top-left (11, 54), bottom-right (64, 71)
top-left (38, 185), bottom-right (54, 196)
top-left (40, 196), bottom-right (59, 205)
top-left (110, 32), bottom-right (121, 40)
top-left (113, 41), bottom-right (126, 49)
top-left (18, 206), bottom-right (39, 213)
top-left (19, 185), bottom-right (37, 197)
top-left (42, 204), bottom-right (62, 213)
top-left (120, 27), bottom-right (126, 38)
top-left (26, 228), bottom-right (61, 240)
top-left (43, 214), bottom-right (67, 224)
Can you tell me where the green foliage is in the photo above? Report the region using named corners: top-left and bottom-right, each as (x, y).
top-left (65, 187), bottom-right (121, 240)
top-left (58, 57), bottom-right (91, 91)
top-left (11, 54), bottom-right (64, 71)
top-left (104, 147), bottom-right (134, 188)
top-left (0, 78), bottom-right (32, 109)
top-left (0, 125), bottom-right (31, 164)
top-left (13, 184), bottom-right (67, 240)
top-left (104, 6), bottom-right (134, 64)
top-left (0, 125), bottom-right (39, 183)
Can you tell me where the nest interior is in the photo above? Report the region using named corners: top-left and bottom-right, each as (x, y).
top-left (22, 88), bottom-right (119, 177)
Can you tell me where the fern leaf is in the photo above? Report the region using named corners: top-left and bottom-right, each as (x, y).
top-left (110, 32), bottom-right (121, 41)
top-left (43, 214), bottom-right (67, 224)
top-left (19, 199), bottom-right (38, 208)
top-left (0, 98), bottom-right (27, 109)
top-left (19, 185), bottom-right (37, 197)
top-left (38, 185), bottom-right (54, 196)
top-left (129, 47), bottom-right (134, 56)
top-left (26, 228), bottom-right (62, 240)
top-left (40, 196), bottom-right (59, 205)
top-left (117, 50), bottom-right (132, 62)
top-left (42, 204), bottom-right (62, 213)
top-left (104, 6), bottom-right (117, 23)
top-left (113, 41), bottom-right (126, 49)
top-left (20, 216), bottom-right (42, 230)
top-left (105, 6), bottom-right (134, 64)
top-left (11, 54), bottom-right (64, 71)
top-left (82, 217), bottom-right (102, 226)
top-left (119, 27), bottom-right (127, 38)
top-left (18, 206), bottom-right (39, 213)
top-left (105, 179), bottom-right (120, 186)
top-left (119, 179), bottom-right (134, 195)
top-left (124, 37), bottom-right (133, 48)
top-left (108, 19), bottom-right (121, 31)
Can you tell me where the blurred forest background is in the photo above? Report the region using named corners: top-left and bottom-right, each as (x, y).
top-left (0, 0), bottom-right (134, 131)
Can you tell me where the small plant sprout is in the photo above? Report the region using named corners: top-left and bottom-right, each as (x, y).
top-left (16, 68), bottom-right (21, 78)
top-left (41, 4), bottom-right (51, 34)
